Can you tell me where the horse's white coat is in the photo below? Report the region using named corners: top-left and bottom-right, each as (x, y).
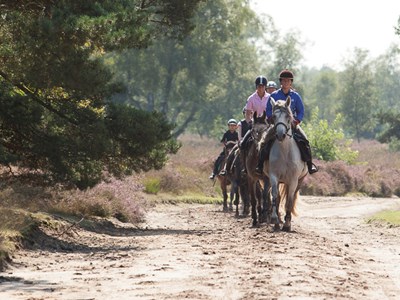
top-left (265, 97), bottom-right (308, 230)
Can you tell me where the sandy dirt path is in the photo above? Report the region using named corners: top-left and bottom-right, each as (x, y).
top-left (1, 196), bottom-right (400, 300)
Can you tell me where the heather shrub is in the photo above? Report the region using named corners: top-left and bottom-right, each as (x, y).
top-left (325, 161), bottom-right (354, 194)
top-left (141, 134), bottom-right (221, 197)
top-left (0, 181), bottom-right (53, 212)
top-left (302, 160), bottom-right (353, 196)
top-left (141, 134), bottom-right (400, 198)
top-left (301, 166), bottom-right (336, 195)
top-left (50, 177), bottom-right (147, 223)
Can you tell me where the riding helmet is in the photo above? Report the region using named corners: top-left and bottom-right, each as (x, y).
top-left (278, 69), bottom-right (294, 80)
top-left (267, 81), bottom-right (277, 88)
top-left (255, 75), bottom-right (267, 87)
top-left (227, 118), bottom-right (238, 125)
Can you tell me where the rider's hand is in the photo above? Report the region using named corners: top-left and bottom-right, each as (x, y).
top-left (292, 119), bottom-right (300, 127)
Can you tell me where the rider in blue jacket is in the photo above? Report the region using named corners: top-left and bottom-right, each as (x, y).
top-left (255, 69), bottom-right (318, 175)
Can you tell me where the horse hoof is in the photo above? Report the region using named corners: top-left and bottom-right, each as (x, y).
top-left (282, 226), bottom-right (291, 232)
top-left (223, 206), bottom-right (229, 212)
top-left (274, 224), bottom-right (280, 232)
top-left (270, 217), bottom-right (279, 225)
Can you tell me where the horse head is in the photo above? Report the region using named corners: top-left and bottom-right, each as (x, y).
top-left (224, 140), bottom-right (237, 155)
top-left (270, 96), bottom-right (293, 142)
top-left (251, 111), bottom-right (268, 142)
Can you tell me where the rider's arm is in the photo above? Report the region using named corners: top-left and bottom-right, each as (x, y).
top-left (266, 96), bottom-right (273, 123)
top-left (293, 93), bottom-right (305, 122)
top-left (237, 122), bottom-right (243, 141)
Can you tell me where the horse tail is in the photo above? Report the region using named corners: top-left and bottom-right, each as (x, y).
top-left (279, 184), bottom-right (299, 216)
top-left (292, 190), bottom-right (299, 217)
top-left (279, 184), bottom-right (287, 210)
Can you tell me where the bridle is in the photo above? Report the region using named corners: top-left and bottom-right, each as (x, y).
top-left (272, 106), bottom-right (293, 138)
top-left (251, 121), bottom-right (268, 142)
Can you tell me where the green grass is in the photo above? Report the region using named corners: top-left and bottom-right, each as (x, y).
top-left (366, 210), bottom-right (400, 226)
top-left (145, 192), bottom-right (223, 205)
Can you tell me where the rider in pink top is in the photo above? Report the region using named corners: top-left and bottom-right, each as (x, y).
top-left (239, 75), bottom-right (270, 174)
top-left (244, 75), bottom-right (270, 117)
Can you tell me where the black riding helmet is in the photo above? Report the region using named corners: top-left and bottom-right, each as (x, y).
top-left (255, 75), bottom-right (267, 87)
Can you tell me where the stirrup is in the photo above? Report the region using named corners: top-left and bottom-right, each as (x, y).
top-left (255, 167), bottom-right (263, 176)
top-left (209, 173), bottom-right (215, 179)
top-left (220, 170), bottom-right (226, 176)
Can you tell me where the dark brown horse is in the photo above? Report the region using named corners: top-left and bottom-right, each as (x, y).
top-left (244, 112), bottom-right (271, 227)
top-left (224, 145), bottom-right (250, 217)
top-left (215, 141), bottom-right (239, 212)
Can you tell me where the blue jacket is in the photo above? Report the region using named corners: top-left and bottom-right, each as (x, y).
top-left (266, 89), bottom-right (304, 122)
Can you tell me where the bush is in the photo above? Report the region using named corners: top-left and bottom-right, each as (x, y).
top-left (305, 108), bottom-right (358, 164)
top-left (143, 177), bottom-right (161, 194)
top-left (49, 177), bottom-right (147, 223)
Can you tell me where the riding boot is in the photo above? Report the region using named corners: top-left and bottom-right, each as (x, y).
top-left (255, 145), bottom-right (268, 176)
top-left (292, 127), bottom-right (319, 174)
top-left (301, 141), bottom-right (319, 174)
top-left (221, 149), bottom-right (235, 176)
top-left (240, 149), bottom-right (247, 174)
top-left (307, 161), bottom-right (319, 174)
top-left (239, 130), bottom-right (251, 151)
top-left (209, 155), bottom-right (222, 179)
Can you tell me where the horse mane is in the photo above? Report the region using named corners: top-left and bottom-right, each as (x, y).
top-left (253, 110), bottom-right (267, 124)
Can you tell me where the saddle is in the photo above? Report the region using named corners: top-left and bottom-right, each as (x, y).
top-left (262, 127), bottom-right (311, 162)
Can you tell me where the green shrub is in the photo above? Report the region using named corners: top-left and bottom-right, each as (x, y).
top-left (305, 108), bottom-right (358, 164)
top-left (388, 137), bottom-right (400, 152)
top-left (143, 177), bottom-right (161, 194)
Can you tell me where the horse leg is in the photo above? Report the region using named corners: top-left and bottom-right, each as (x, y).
top-left (229, 182), bottom-right (236, 212)
top-left (261, 177), bottom-right (270, 223)
top-left (239, 175), bottom-right (250, 216)
top-left (282, 186), bottom-right (297, 231)
top-left (283, 213), bottom-right (291, 232)
top-left (234, 187), bottom-right (240, 217)
top-left (270, 178), bottom-right (280, 230)
top-left (221, 181), bottom-right (229, 212)
top-left (255, 181), bottom-right (263, 224)
top-left (249, 181), bottom-right (258, 227)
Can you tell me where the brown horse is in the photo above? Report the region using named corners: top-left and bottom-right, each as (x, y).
top-left (216, 141), bottom-right (239, 212)
top-left (244, 111), bottom-right (271, 227)
top-left (224, 145), bottom-right (250, 217)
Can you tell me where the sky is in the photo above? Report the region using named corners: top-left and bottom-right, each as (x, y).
top-left (249, 0), bottom-right (400, 70)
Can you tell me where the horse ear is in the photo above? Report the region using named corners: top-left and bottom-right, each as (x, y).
top-left (270, 96), bottom-right (276, 107)
top-left (285, 96), bottom-right (291, 107)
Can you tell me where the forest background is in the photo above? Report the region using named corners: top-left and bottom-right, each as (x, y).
top-left (1, 0), bottom-right (400, 268)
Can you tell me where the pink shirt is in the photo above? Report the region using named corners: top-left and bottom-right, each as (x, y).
top-left (245, 91), bottom-right (270, 117)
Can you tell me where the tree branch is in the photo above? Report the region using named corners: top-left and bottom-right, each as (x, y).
top-left (0, 71), bottom-right (79, 126)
